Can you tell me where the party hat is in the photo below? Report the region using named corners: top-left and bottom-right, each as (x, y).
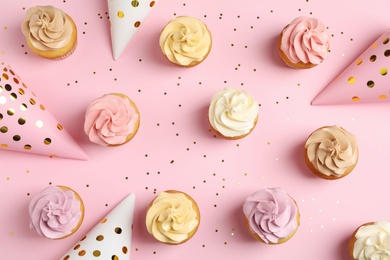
top-left (0, 65), bottom-right (88, 160)
top-left (60, 193), bottom-right (136, 260)
top-left (312, 29), bottom-right (390, 105)
top-left (108, 0), bottom-right (158, 60)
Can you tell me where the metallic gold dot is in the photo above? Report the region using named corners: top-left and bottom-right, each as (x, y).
top-left (18, 88), bottom-right (24, 95)
top-left (5, 84), bottom-right (11, 91)
top-left (39, 104), bottom-right (45, 110)
top-left (150, 1), bottom-right (155, 7)
top-left (100, 217), bottom-right (107, 224)
top-left (13, 135), bottom-right (21, 141)
top-left (29, 98), bottom-right (36, 105)
top-left (134, 21), bottom-right (141, 28)
top-left (356, 59), bottom-right (363, 65)
top-left (367, 80), bottom-right (375, 88)
top-left (385, 50), bottom-right (390, 57)
top-left (0, 113), bottom-right (2, 120)
top-left (114, 227), bottom-right (122, 234)
top-left (10, 93), bottom-right (17, 100)
top-left (379, 94), bottom-right (387, 99)
top-left (96, 235), bottom-right (104, 241)
top-left (36, 120), bottom-right (43, 128)
top-left (370, 55), bottom-right (377, 62)
top-left (9, 70), bottom-right (14, 75)
top-left (2, 73), bottom-right (8, 80)
top-left (383, 38), bottom-right (389, 44)
top-left (122, 246), bottom-right (128, 254)
top-left (78, 250), bottom-right (86, 256)
top-left (1, 144), bottom-right (8, 148)
top-left (93, 250), bottom-right (101, 257)
top-left (112, 256), bottom-right (119, 260)
top-left (57, 124), bottom-right (63, 130)
top-left (0, 86), bottom-right (3, 92)
top-left (20, 103), bottom-right (27, 111)
top-left (13, 78), bottom-right (19, 84)
top-left (24, 144), bottom-right (31, 150)
top-left (0, 126), bottom-right (8, 133)
top-left (63, 255), bottom-right (70, 260)
top-left (348, 77), bottom-right (355, 84)
top-left (117, 11), bottom-right (124, 18)
top-left (131, 0), bottom-right (139, 7)
top-left (44, 138), bottom-right (51, 145)
top-left (371, 41), bottom-right (379, 48)
top-left (18, 118), bottom-right (26, 125)
top-left (352, 96), bottom-right (360, 102)
top-left (7, 108), bottom-right (14, 116)
top-left (380, 68), bottom-right (388, 75)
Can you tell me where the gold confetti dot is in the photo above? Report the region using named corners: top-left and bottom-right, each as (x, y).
top-left (114, 227), bottom-right (122, 234)
top-left (9, 231), bottom-right (13, 235)
top-left (73, 244), bottom-right (81, 250)
top-left (63, 255), bottom-right (70, 260)
top-left (131, 0), bottom-right (139, 7)
top-left (1, 144), bottom-right (8, 148)
top-left (371, 42), bottom-right (378, 48)
top-left (385, 50), bottom-right (390, 57)
top-left (78, 250), bottom-right (86, 256)
top-left (383, 38), bottom-right (389, 44)
top-left (352, 96), bottom-right (360, 102)
top-left (150, 1), bottom-right (156, 7)
top-left (57, 124), bottom-right (63, 130)
top-left (43, 138), bottom-right (51, 145)
top-left (356, 59), bottom-right (363, 65)
top-left (380, 68), bottom-right (388, 75)
top-left (367, 80), bottom-right (375, 88)
top-left (117, 11), bottom-right (124, 18)
top-left (134, 21), bottom-right (141, 27)
top-left (39, 104), bottom-right (45, 110)
top-left (100, 217), bottom-right (107, 224)
top-left (370, 55), bottom-right (377, 62)
top-left (348, 77), bottom-right (355, 84)
top-left (93, 250), bottom-right (101, 257)
top-left (122, 246), bottom-right (128, 254)
top-left (24, 144), bottom-right (31, 150)
top-left (379, 94), bottom-right (387, 100)
top-left (96, 235), bottom-right (104, 241)
top-left (112, 255), bottom-right (119, 260)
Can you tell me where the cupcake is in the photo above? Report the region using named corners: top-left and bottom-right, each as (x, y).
top-left (28, 185), bottom-right (84, 239)
top-left (304, 125), bottom-right (358, 180)
top-left (21, 5), bottom-right (77, 60)
top-left (84, 93), bottom-right (140, 146)
top-left (349, 221), bottom-right (390, 259)
top-left (208, 87), bottom-right (259, 140)
top-left (278, 16), bottom-right (330, 69)
top-left (159, 16), bottom-right (212, 67)
top-left (243, 187), bottom-right (300, 244)
top-left (145, 190), bottom-right (200, 245)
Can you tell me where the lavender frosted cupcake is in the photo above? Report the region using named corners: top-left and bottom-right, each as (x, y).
top-left (243, 187), bottom-right (300, 244)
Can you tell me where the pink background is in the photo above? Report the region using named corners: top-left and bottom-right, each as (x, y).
top-left (1, 0), bottom-right (390, 259)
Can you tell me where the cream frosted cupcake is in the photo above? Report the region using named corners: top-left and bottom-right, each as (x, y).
top-left (84, 93), bottom-right (140, 146)
top-left (208, 87), bottom-right (259, 140)
top-left (146, 190), bottom-right (200, 245)
top-left (28, 185), bottom-right (84, 239)
top-left (304, 125), bottom-right (358, 180)
top-left (159, 16), bottom-right (212, 67)
top-left (349, 221), bottom-right (390, 259)
top-left (21, 5), bottom-right (77, 60)
top-left (278, 16), bottom-right (330, 69)
top-left (243, 187), bottom-right (300, 244)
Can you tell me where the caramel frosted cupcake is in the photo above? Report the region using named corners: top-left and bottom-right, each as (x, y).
top-left (349, 221), bottom-right (390, 259)
top-left (243, 187), bottom-right (300, 244)
top-left (28, 185), bottom-right (84, 239)
top-left (159, 16), bottom-right (212, 67)
top-left (304, 125), bottom-right (358, 180)
top-left (21, 5), bottom-right (77, 60)
top-left (146, 190), bottom-right (200, 245)
top-left (84, 93), bottom-right (140, 146)
top-left (208, 87), bottom-right (259, 140)
top-left (278, 16), bottom-right (330, 69)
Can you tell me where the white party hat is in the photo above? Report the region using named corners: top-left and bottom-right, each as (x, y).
top-left (60, 193), bottom-right (136, 260)
top-left (108, 0), bottom-right (158, 60)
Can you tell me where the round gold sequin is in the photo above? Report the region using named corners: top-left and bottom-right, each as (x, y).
top-left (9, 69), bottom-right (15, 75)
top-left (29, 98), bottom-right (36, 105)
top-left (10, 93), bottom-right (17, 100)
top-left (18, 88), bottom-right (24, 95)
top-left (134, 21), bottom-right (141, 28)
top-left (78, 250), bottom-right (86, 256)
top-left (385, 50), bottom-right (390, 57)
top-left (0, 126), bottom-right (8, 133)
top-left (13, 78), bottom-right (19, 84)
top-left (5, 84), bottom-right (11, 91)
top-left (371, 41), bottom-right (378, 48)
top-left (383, 38), bottom-right (389, 44)
top-left (24, 144), bottom-right (31, 150)
top-left (114, 227), bottom-right (122, 234)
top-left (122, 246), bottom-right (128, 254)
top-left (0, 113), bottom-right (2, 120)
top-left (39, 104), bottom-right (45, 110)
top-left (367, 80), bottom-right (375, 88)
top-left (93, 250), bottom-right (101, 257)
top-left (379, 94), bottom-right (387, 99)
top-left (352, 96), bottom-right (360, 102)
top-left (1, 144), bottom-right (8, 148)
top-left (18, 118), bottom-right (26, 125)
top-left (117, 11), bottom-right (124, 18)
top-left (370, 55), bottom-right (377, 62)
top-left (131, 0), bottom-right (139, 7)
top-left (7, 108), bottom-right (14, 116)
top-left (63, 256), bottom-right (70, 260)
top-left (44, 138), bottom-right (51, 145)
top-left (112, 256), bottom-right (119, 260)
top-left (356, 59), bottom-right (363, 65)
top-left (348, 77), bottom-right (355, 84)
top-left (57, 124), bottom-right (63, 130)
top-left (150, 1), bottom-right (155, 7)
top-left (96, 235), bottom-right (104, 241)
top-left (20, 103), bottom-right (27, 111)
top-left (100, 217), bottom-right (107, 224)
top-left (80, 236), bottom-right (87, 241)
top-left (0, 86), bottom-right (3, 92)
top-left (380, 68), bottom-right (388, 75)
top-left (13, 135), bottom-right (21, 141)
top-left (2, 73), bottom-right (9, 80)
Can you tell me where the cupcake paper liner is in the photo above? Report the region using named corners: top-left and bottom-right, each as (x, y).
top-left (0, 65), bottom-right (88, 160)
top-left (108, 0), bottom-right (158, 60)
top-left (312, 29), bottom-right (390, 105)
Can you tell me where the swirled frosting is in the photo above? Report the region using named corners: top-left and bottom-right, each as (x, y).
top-left (84, 93), bottom-right (139, 146)
top-left (243, 188), bottom-right (299, 244)
top-left (353, 221), bottom-right (390, 259)
top-left (146, 191), bottom-right (199, 244)
top-left (280, 16), bottom-right (330, 65)
top-left (159, 16), bottom-right (212, 66)
top-left (208, 87), bottom-right (258, 138)
top-left (28, 186), bottom-right (82, 239)
top-left (305, 125), bottom-right (358, 178)
top-left (21, 6), bottom-right (73, 51)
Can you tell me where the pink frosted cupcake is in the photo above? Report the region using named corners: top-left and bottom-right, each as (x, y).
top-left (243, 187), bottom-right (300, 244)
top-left (84, 93), bottom-right (140, 146)
top-left (28, 185), bottom-right (84, 239)
top-left (278, 16), bottom-right (330, 69)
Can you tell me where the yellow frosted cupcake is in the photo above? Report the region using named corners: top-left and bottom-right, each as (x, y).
top-left (146, 190), bottom-right (200, 245)
top-left (208, 87), bottom-right (259, 140)
top-left (304, 125), bottom-right (358, 180)
top-left (28, 185), bottom-right (84, 239)
top-left (159, 16), bottom-right (212, 67)
top-left (21, 5), bottom-right (77, 60)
